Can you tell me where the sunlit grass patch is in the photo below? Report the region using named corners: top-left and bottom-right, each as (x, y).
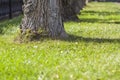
top-left (0, 2), bottom-right (120, 80)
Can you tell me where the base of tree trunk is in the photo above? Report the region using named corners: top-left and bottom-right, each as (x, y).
top-left (19, 0), bottom-right (68, 41)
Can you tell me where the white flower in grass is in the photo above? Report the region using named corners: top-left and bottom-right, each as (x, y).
top-left (75, 42), bottom-right (78, 44)
top-left (38, 76), bottom-right (42, 80)
top-left (33, 46), bottom-right (38, 49)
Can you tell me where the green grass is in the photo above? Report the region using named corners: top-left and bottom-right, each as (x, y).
top-left (0, 2), bottom-right (120, 80)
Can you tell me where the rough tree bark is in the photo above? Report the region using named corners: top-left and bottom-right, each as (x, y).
top-left (20, 0), bottom-right (68, 40)
top-left (47, 0), bottom-right (68, 39)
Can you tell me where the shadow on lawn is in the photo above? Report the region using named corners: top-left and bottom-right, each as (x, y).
top-left (82, 10), bottom-right (120, 16)
top-left (0, 16), bottom-right (22, 34)
top-left (65, 34), bottom-right (120, 43)
top-left (74, 10), bottom-right (120, 24)
top-left (16, 34), bottom-right (120, 44)
top-left (64, 10), bottom-right (120, 43)
top-left (0, 22), bottom-right (11, 34)
top-left (79, 18), bottom-right (120, 24)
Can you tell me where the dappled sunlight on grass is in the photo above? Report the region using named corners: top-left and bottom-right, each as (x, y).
top-left (0, 2), bottom-right (120, 80)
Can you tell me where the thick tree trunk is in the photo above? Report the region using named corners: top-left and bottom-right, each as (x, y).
top-left (47, 0), bottom-right (68, 39)
top-left (20, 0), bottom-right (39, 34)
top-left (20, 0), bottom-right (68, 40)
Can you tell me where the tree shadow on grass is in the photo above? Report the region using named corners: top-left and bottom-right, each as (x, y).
top-left (64, 34), bottom-right (120, 43)
top-left (82, 10), bottom-right (120, 16)
top-left (0, 22), bottom-right (11, 34)
top-left (0, 16), bottom-right (22, 34)
top-left (14, 33), bottom-right (120, 44)
top-left (72, 10), bottom-right (120, 24)
top-left (78, 18), bottom-right (120, 24)
top-left (64, 10), bottom-right (120, 43)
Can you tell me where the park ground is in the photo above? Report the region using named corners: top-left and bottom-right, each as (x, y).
top-left (0, 2), bottom-right (120, 80)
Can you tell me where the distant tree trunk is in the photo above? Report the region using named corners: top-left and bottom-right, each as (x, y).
top-left (20, 0), bottom-right (68, 40)
top-left (62, 0), bottom-right (78, 21)
top-left (47, 0), bottom-right (68, 39)
top-left (62, 0), bottom-right (86, 21)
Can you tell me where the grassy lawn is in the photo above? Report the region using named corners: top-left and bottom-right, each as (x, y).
top-left (0, 2), bottom-right (120, 80)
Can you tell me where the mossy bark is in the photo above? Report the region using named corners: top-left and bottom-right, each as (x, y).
top-left (20, 0), bottom-right (68, 40)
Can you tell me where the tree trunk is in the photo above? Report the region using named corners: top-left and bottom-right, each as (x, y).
top-left (20, 0), bottom-right (68, 40)
top-left (62, 0), bottom-right (78, 21)
top-left (47, 0), bottom-right (68, 39)
top-left (62, 0), bottom-right (86, 21)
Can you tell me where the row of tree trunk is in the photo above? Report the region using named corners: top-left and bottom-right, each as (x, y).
top-left (20, 0), bottom-right (89, 40)
top-left (62, 0), bottom-right (86, 21)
